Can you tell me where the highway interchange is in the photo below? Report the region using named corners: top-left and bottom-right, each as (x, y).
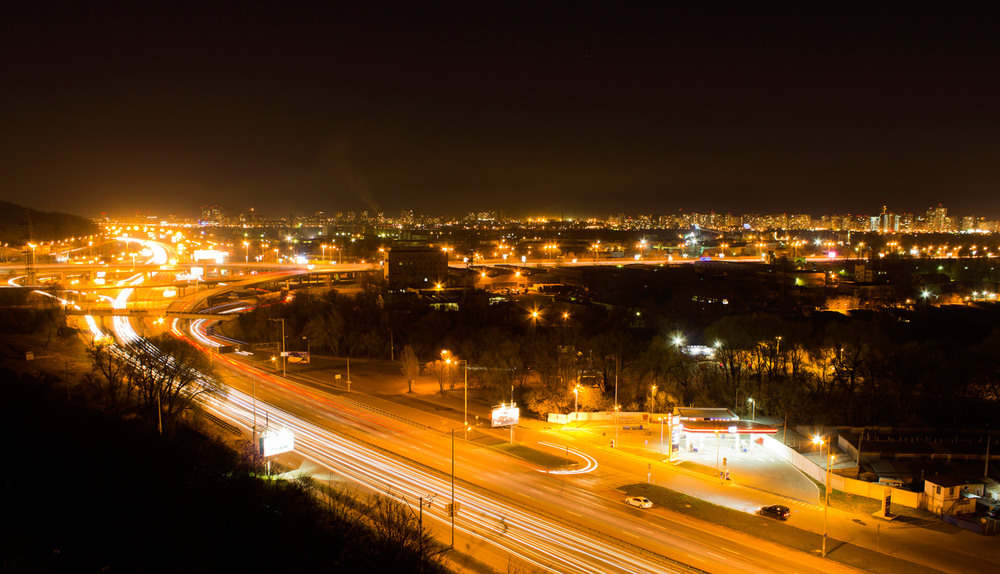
top-left (8, 237), bottom-right (995, 574)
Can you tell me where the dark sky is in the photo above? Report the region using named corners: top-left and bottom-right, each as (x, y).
top-left (4, 3), bottom-right (1000, 220)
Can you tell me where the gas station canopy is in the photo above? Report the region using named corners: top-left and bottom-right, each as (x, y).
top-left (682, 420), bottom-right (777, 434)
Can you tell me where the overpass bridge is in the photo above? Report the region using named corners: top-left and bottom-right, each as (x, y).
top-left (64, 309), bottom-right (239, 321)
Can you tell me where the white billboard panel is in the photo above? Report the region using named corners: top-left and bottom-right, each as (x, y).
top-left (192, 249), bottom-right (227, 264)
top-left (491, 404), bottom-right (520, 427)
top-left (284, 351), bottom-right (310, 363)
top-left (259, 428), bottom-right (294, 457)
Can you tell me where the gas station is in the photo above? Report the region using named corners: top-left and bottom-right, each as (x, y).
top-left (672, 407), bottom-right (778, 480)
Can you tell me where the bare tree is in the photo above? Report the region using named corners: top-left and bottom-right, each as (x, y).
top-left (88, 343), bottom-right (139, 413)
top-left (400, 345), bottom-right (420, 393)
top-left (362, 494), bottom-right (436, 570)
top-left (124, 334), bottom-right (224, 431)
top-left (425, 359), bottom-right (448, 396)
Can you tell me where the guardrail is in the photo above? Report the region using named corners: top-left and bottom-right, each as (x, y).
top-left (201, 410), bottom-right (242, 436)
top-left (334, 395), bottom-right (432, 432)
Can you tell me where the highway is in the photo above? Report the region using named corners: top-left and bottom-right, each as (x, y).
top-left (188, 347), bottom-right (856, 574)
top-left (169, 302), bottom-right (861, 574)
top-left (47, 238), bottom-right (878, 573)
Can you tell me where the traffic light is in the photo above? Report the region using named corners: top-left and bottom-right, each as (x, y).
top-left (723, 457), bottom-right (727, 466)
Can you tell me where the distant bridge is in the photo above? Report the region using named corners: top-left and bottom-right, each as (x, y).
top-left (64, 309), bottom-right (239, 321)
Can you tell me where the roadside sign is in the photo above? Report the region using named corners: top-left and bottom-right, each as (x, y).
top-left (491, 404), bottom-right (520, 427)
top-left (259, 428), bottom-right (295, 457)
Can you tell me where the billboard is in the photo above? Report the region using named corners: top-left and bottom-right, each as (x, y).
top-left (284, 351), bottom-right (310, 363)
top-left (491, 404), bottom-right (520, 427)
top-left (259, 428), bottom-right (294, 457)
top-left (192, 249), bottom-right (227, 264)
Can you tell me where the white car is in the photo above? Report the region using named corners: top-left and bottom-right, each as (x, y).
top-left (625, 496), bottom-right (653, 509)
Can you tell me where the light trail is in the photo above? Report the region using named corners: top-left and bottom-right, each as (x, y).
top-left (162, 269), bottom-right (709, 573)
top-left (116, 236), bottom-right (169, 265)
top-left (199, 384), bottom-right (696, 574)
top-left (180, 314), bottom-right (694, 572)
top-left (537, 441), bottom-right (599, 475)
top-left (108, 273), bottom-right (146, 343)
top-left (32, 288), bottom-right (108, 340)
top-left (179, 320), bottom-right (706, 574)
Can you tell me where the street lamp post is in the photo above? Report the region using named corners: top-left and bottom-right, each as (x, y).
top-left (614, 357), bottom-right (619, 447)
top-left (659, 416), bottom-right (665, 455)
top-left (463, 360), bottom-right (467, 436)
top-left (614, 405), bottom-right (620, 447)
top-left (450, 426), bottom-right (468, 548)
top-left (251, 361), bottom-right (256, 437)
top-left (269, 318), bottom-right (286, 376)
top-left (715, 430), bottom-right (721, 482)
top-left (748, 397), bottom-right (755, 422)
top-left (451, 428), bottom-right (455, 548)
top-left (813, 435), bottom-right (831, 558)
top-left (442, 351), bottom-right (469, 438)
top-left (650, 385), bottom-right (657, 417)
top-left (573, 385), bottom-right (580, 422)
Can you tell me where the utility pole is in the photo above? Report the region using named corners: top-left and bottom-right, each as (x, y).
top-left (464, 360), bottom-right (468, 439)
top-left (451, 428), bottom-right (455, 548)
top-left (824, 442), bottom-right (831, 557)
top-left (269, 318), bottom-right (286, 376)
top-left (615, 356), bottom-right (621, 448)
top-left (857, 428), bottom-right (865, 478)
top-left (157, 389), bottom-right (162, 438)
top-left (252, 361), bottom-right (257, 447)
top-left (986, 433), bottom-right (991, 478)
top-left (419, 496), bottom-right (425, 573)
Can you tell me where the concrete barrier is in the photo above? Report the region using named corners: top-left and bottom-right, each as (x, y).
top-left (761, 435), bottom-right (924, 509)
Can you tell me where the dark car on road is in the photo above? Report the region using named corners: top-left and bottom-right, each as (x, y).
top-left (759, 504), bottom-right (790, 520)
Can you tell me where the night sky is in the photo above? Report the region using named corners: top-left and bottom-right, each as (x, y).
top-left (4, 3), bottom-right (1000, 220)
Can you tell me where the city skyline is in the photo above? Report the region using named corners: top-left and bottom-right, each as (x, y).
top-left (6, 5), bottom-right (1000, 219)
top-left (143, 202), bottom-right (1000, 234)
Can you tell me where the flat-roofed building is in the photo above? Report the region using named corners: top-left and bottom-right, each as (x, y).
top-left (387, 246), bottom-right (448, 287)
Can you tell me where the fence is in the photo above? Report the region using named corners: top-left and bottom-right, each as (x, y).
top-left (760, 434), bottom-right (924, 509)
top-left (547, 411), bottom-right (657, 424)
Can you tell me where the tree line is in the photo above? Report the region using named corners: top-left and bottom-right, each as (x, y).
top-left (218, 282), bottom-right (1000, 428)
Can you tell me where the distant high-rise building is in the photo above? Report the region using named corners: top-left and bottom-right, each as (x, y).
top-left (200, 205), bottom-right (223, 226)
top-left (927, 204), bottom-right (948, 232)
top-left (789, 214), bottom-right (811, 229)
top-left (873, 207), bottom-right (899, 233)
top-left (898, 213), bottom-right (914, 232)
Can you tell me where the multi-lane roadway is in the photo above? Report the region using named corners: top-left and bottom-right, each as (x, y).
top-left (43, 237), bottom-right (993, 574)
